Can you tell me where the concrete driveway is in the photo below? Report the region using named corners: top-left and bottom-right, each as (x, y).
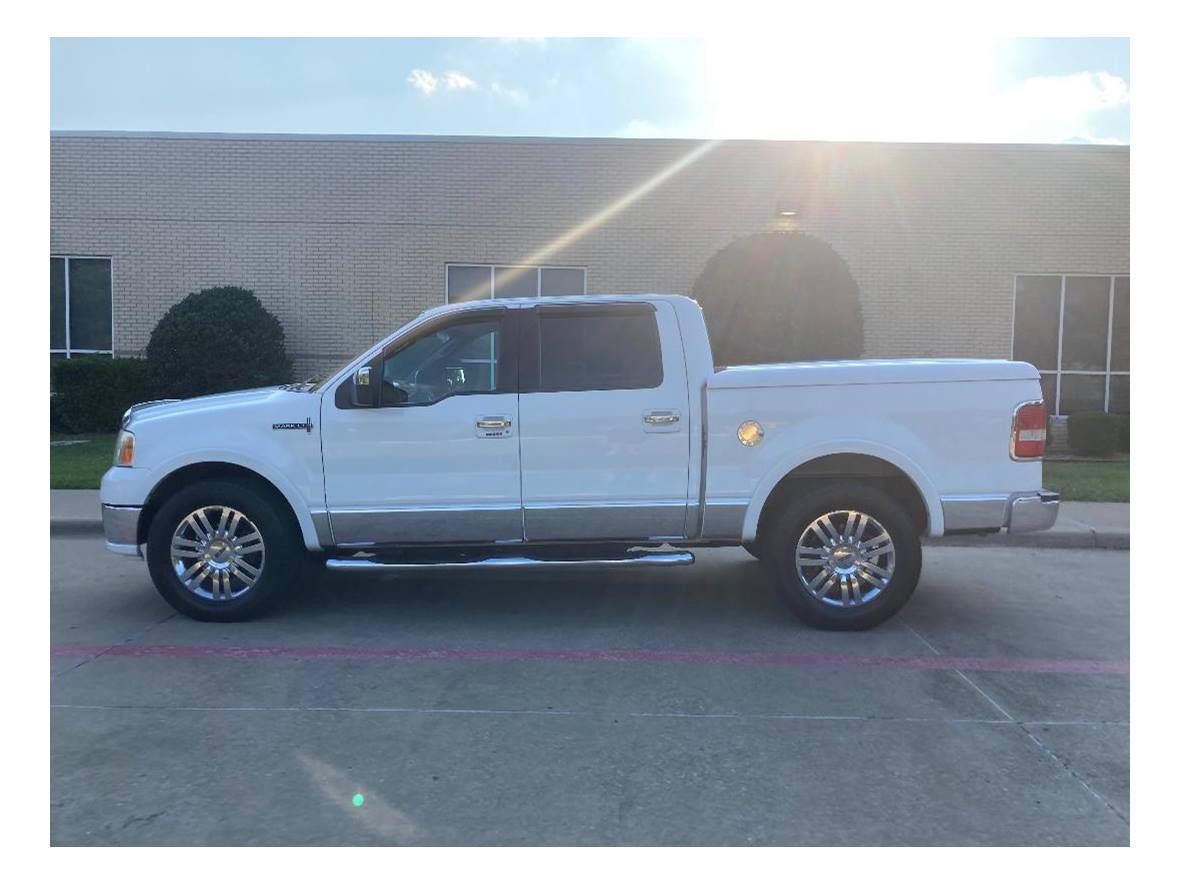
top-left (50, 536), bottom-right (1129, 845)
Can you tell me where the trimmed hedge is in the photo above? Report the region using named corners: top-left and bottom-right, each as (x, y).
top-left (1115, 414), bottom-right (1130, 452)
top-left (692, 231), bottom-right (864, 365)
top-left (146, 286), bottom-right (292, 399)
top-left (50, 356), bottom-right (153, 433)
top-left (1067, 411), bottom-right (1120, 457)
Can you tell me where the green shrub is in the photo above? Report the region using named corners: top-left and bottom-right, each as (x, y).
top-left (692, 231), bottom-right (864, 365)
top-left (1114, 414), bottom-right (1130, 452)
top-left (1067, 411), bottom-right (1120, 457)
top-left (50, 356), bottom-right (153, 433)
top-left (146, 286), bottom-right (292, 399)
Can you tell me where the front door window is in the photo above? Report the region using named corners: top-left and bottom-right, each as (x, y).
top-left (380, 316), bottom-right (503, 406)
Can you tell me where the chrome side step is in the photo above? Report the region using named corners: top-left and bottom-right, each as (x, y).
top-left (324, 550), bottom-right (695, 572)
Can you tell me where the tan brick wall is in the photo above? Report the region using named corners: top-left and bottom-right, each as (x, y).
top-left (50, 134), bottom-right (1129, 377)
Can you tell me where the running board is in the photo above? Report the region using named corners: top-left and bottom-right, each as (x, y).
top-left (324, 550), bottom-right (695, 572)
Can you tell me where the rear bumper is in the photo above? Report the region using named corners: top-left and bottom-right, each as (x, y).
top-left (101, 504), bottom-right (142, 556)
top-left (1006, 489), bottom-right (1060, 534)
top-left (941, 489), bottom-right (1060, 535)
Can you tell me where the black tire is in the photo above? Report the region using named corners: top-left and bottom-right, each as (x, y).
top-left (762, 482), bottom-right (922, 631)
top-left (146, 479), bottom-right (303, 621)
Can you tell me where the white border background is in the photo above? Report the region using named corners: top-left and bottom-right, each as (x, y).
top-left (7, 0), bottom-right (1173, 877)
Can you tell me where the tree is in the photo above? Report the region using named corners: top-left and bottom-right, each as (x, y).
top-left (146, 286), bottom-right (292, 399)
top-left (691, 231), bottom-right (864, 365)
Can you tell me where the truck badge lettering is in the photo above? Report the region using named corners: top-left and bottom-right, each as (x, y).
top-left (273, 417), bottom-right (314, 433)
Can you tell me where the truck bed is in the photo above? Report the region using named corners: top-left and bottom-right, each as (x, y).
top-left (709, 358), bottom-right (1040, 389)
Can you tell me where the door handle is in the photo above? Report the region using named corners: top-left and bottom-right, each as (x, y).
top-left (476, 416), bottom-right (513, 438)
top-left (476, 416), bottom-right (512, 430)
top-left (643, 411), bottom-right (680, 425)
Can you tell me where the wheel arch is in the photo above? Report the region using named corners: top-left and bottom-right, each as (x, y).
top-left (138, 461), bottom-right (322, 551)
top-left (743, 446), bottom-right (942, 550)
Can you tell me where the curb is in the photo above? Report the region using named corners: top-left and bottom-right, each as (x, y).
top-left (53, 518), bottom-right (1129, 551)
top-left (926, 531), bottom-right (1129, 551)
top-left (50, 518), bottom-right (103, 537)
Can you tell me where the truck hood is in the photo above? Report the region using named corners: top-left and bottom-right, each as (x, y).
top-left (709, 358), bottom-right (1041, 389)
top-left (124, 386), bottom-right (317, 428)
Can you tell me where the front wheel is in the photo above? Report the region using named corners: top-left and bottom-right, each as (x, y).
top-left (146, 479), bottom-right (302, 621)
top-left (762, 483), bottom-right (922, 630)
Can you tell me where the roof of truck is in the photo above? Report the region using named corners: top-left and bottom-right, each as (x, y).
top-left (418, 293), bottom-right (693, 320)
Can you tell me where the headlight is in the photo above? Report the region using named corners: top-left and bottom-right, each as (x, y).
top-left (113, 430), bottom-right (135, 467)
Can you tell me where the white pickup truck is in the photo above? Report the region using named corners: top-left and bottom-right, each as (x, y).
top-left (100, 294), bottom-right (1057, 629)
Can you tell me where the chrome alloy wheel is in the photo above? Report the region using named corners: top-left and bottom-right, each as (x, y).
top-left (794, 510), bottom-right (896, 608)
top-left (170, 506), bottom-right (266, 601)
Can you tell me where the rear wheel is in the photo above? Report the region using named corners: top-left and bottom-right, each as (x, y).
top-left (762, 483), bottom-right (922, 630)
top-left (146, 479), bottom-right (302, 621)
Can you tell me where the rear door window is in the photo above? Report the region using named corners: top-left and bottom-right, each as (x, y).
top-left (535, 307), bottom-right (663, 392)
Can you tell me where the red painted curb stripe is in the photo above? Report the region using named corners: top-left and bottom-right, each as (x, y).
top-left (50, 644), bottom-right (1129, 674)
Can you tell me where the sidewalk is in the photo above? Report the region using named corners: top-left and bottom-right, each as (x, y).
top-left (50, 489), bottom-right (106, 536)
top-left (51, 489), bottom-right (1129, 550)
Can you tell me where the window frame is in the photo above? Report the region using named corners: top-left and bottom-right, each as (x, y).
top-left (519, 302), bottom-right (664, 394)
top-left (444, 263), bottom-right (588, 303)
top-left (51, 255), bottom-right (115, 358)
top-left (333, 307), bottom-right (520, 410)
top-left (1010, 273), bottom-right (1129, 416)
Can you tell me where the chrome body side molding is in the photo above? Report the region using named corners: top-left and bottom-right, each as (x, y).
top-left (325, 550), bottom-right (695, 572)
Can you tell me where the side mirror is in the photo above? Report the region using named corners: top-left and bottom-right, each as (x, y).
top-left (351, 365), bottom-right (376, 407)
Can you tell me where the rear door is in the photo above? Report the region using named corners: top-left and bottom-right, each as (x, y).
top-left (517, 300), bottom-right (691, 541)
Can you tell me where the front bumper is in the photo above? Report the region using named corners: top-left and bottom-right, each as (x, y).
top-left (1006, 489), bottom-right (1060, 534)
top-left (102, 504), bottom-right (142, 556)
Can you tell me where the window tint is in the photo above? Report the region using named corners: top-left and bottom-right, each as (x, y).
top-left (1012, 274), bottom-right (1129, 416)
top-left (447, 265), bottom-right (492, 303)
top-left (67, 258), bottom-right (113, 351)
top-left (1061, 276), bottom-right (1110, 370)
top-left (1012, 275), bottom-right (1060, 370)
top-left (380, 316), bottom-right (503, 405)
top-left (447, 264), bottom-right (586, 301)
top-left (537, 308), bottom-right (662, 392)
top-left (1059, 373), bottom-right (1106, 414)
top-left (1109, 375), bottom-right (1129, 414)
top-left (493, 266), bottom-right (538, 299)
top-left (1111, 277), bottom-right (1129, 371)
top-left (51, 256), bottom-right (113, 357)
top-left (539, 267), bottom-right (586, 297)
top-left (51, 258), bottom-right (66, 350)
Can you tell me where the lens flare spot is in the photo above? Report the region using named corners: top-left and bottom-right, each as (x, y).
top-left (352, 793), bottom-right (365, 807)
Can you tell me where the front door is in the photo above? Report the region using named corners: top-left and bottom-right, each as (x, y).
top-left (321, 307), bottom-right (522, 545)
top-left (517, 301), bottom-right (691, 541)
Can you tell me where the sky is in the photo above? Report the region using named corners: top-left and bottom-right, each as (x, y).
top-left (50, 37), bottom-right (1129, 144)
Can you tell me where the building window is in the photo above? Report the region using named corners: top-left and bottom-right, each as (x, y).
top-left (51, 256), bottom-right (113, 358)
top-left (445, 264), bottom-right (586, 303)
top-left (1012, 275), bottom-right (1129, 416)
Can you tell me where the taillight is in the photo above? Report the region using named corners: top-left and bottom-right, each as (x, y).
top-left (1011, 400), bottom-right (1047, 460)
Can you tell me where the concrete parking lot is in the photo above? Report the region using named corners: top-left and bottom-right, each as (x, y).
top-left (50, 535), bottom-right (1129, 845)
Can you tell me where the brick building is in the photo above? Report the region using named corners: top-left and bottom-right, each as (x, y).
top-left (49, 131), bottom-right (1129, 416)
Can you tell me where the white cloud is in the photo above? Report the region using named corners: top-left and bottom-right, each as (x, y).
top-left (443, 70), bottom-right (478, 91)
top-left (688, 36), bottom-right (1128, 144)
top-left (407, 68), bottom-right (478, 96)
top-left (1002, 71), bottom-right (1129, 139)
top-left (490, 82), bottom-right (528, 105)
top-left (406, 68), bottom-right (438, 96)
top-left (618, 119), bottom-right (662, 138)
